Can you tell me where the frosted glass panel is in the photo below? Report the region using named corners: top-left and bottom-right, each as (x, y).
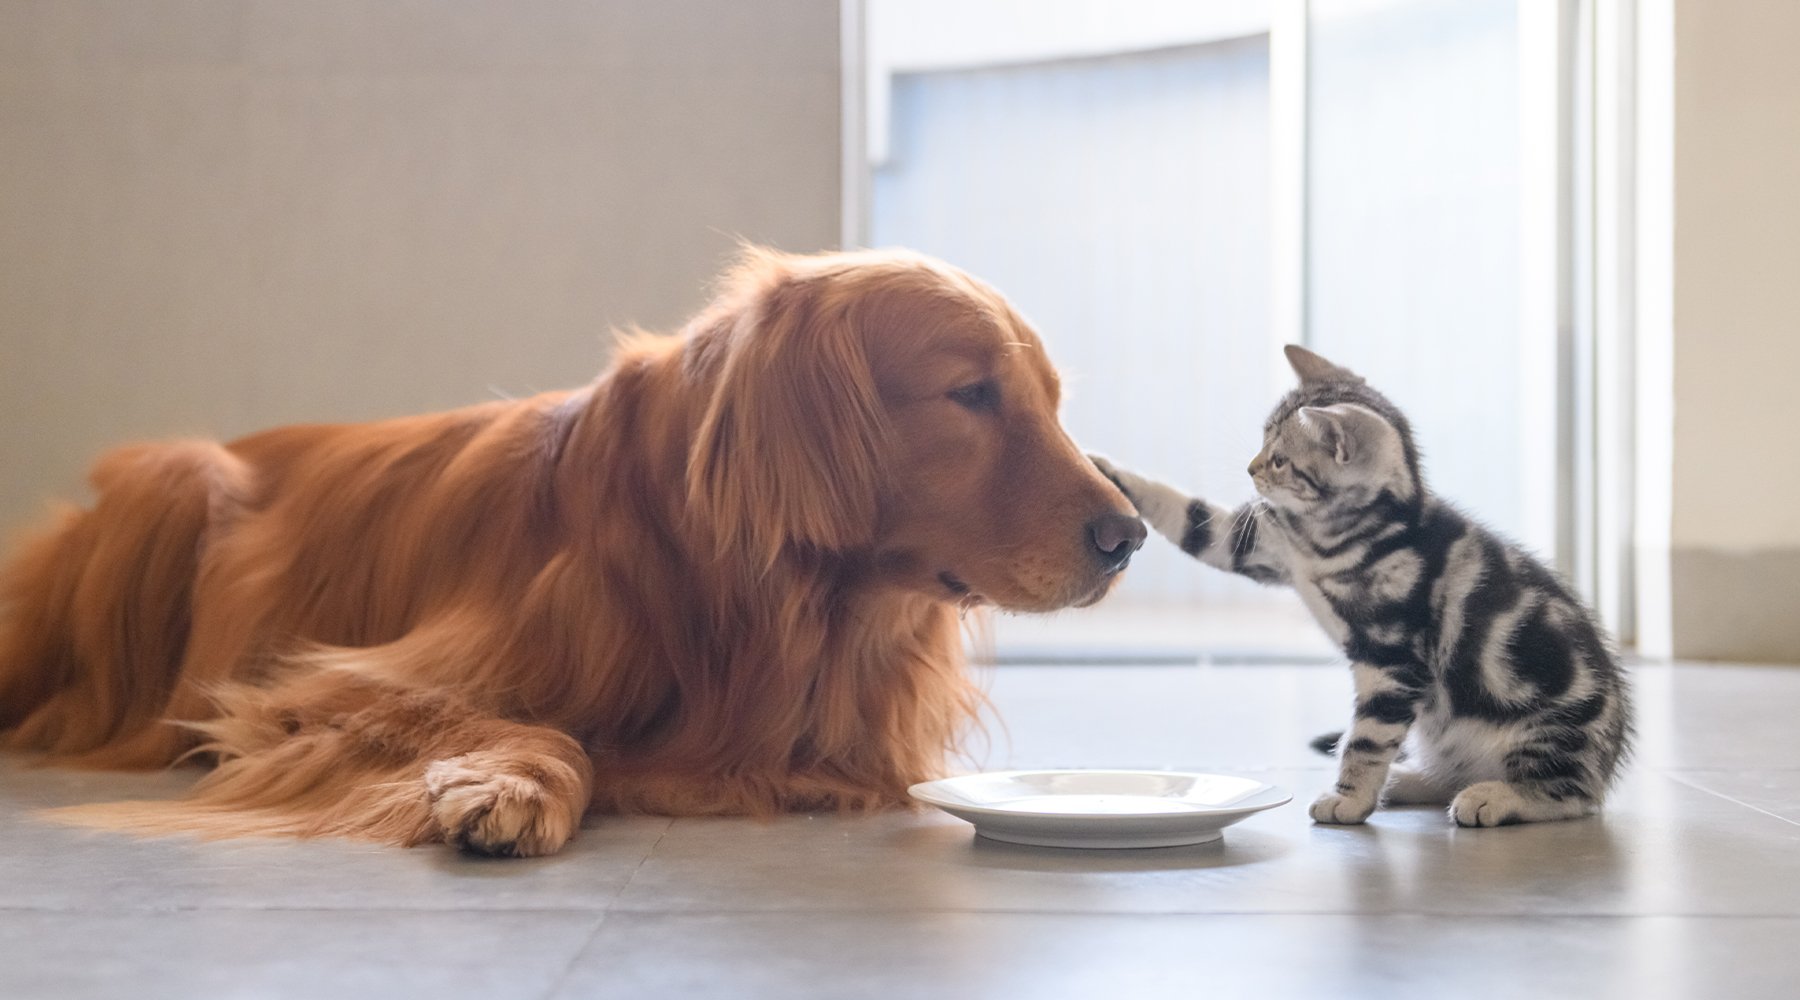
top-left (1306, 0), bottom-right (1545, 552)
top-left (870, 39), bottom-right (1278, 606)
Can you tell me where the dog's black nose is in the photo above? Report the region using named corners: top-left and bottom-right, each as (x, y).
top-left (1088, 513), bottom-right (1147, 571)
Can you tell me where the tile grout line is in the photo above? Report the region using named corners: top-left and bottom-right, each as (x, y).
top-left (537, 910), bottom-right (610, 1000)
top-left (9, 905), bottom-right (1795, 920)
top-left (590, 907), bottom-right (1800, 919)
top-left (9, 906), bottom-right (1786, 920)
top-left (609, 817), bottom-right (674, 903)
top-left (1665, 773), bottom-right (1800, 830)
top-left (0, 905), bottom-right (616, 916)
top-left (534, 817), bottom-right (675, 997)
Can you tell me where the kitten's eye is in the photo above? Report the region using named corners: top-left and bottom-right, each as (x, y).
top-left (1271, 455), bottom-right (1288, 470)
top-left (946, 379), bottom-right (1000, 412)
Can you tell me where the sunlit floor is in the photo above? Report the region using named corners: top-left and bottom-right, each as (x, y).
top-left (4, 657), bottom-right (1798, 1000)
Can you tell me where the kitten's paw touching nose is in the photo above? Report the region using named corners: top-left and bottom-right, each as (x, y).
top-left (1087, 454), bottom-right (1135, 501)
top-left (1310, 790), bottom-right (1376, 825)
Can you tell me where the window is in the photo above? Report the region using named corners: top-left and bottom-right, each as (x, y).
top-left (849, 0), bottom-right (1603, 657)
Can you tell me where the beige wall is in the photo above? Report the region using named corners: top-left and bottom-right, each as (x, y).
top-left (0, 0), bottom-right (841, 535)
top-left (1664, 0), bottom-right (1800, 660)
top-left (1671, 0), bottom-right (1800, 551)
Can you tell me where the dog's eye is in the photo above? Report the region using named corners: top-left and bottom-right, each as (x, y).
top-left (946, 380), bottom-right (1000, 413)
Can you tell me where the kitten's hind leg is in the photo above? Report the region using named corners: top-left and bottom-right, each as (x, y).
top-left (1449, 781), bottom-right (1595, 827)
top-left (1450, 714), bottom-right (1610, 826)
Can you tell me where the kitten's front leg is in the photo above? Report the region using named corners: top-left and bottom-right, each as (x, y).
top-left (1311, 662), bottom-right (1425, 825)
top-left (1089, 455), bottom-right (1288, 584)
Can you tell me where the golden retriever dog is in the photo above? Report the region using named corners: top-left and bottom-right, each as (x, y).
top-left (0, 247), bottom-right (1143, 857)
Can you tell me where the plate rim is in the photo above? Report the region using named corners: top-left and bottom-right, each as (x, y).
top-left (907, 768), bottom-right (1293, 823)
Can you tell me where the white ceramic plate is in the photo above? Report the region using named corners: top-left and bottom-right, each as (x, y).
top-left (908, 769), bottom-right (1291, 849)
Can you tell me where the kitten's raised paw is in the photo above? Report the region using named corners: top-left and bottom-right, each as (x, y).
top-left (1310, 790), bottom-right (1376, 825)
top-left (1449, 780), bottom-right (1526, 828)
top-left (1088, 454), bottom-right (1145, 509)
top-left (1088, 453), bottom-right (1127, 491)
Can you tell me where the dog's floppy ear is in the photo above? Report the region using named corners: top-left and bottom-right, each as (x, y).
top-left (688, 255), bottom-right (885, 570)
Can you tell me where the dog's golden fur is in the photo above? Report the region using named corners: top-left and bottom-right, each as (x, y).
top-left (0, 247), bottom-right (1136, 856)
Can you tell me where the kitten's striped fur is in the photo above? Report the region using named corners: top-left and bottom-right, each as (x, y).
top-left (1094, 345), bottom-right (1632, 827)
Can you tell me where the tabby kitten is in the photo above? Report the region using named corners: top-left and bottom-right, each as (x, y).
top-left (1093, 346), bottom-right (1632, 827)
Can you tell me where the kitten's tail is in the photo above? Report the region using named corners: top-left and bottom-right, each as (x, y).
top-left (1309, 730), bottom-right (1411, 763)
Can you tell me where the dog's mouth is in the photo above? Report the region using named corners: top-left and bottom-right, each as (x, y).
top-left (937, 571), bottom-right (987, 610)
top-left (939, 569), bottom-right (1118, 614)
top-left (1068, 568), bottom-right (1126, 609)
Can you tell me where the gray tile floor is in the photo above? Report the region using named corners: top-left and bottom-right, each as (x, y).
top-left (4, 660), bottom-right (1798, 999)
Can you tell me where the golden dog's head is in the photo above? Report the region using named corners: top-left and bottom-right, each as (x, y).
top-left (689, 247), bottom-right (1142, 612)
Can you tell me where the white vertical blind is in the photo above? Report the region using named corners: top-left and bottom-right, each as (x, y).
top-left (870, 39), bottom-right (1280, 607)
top-left (1306, 0), bottom-right (1550, 554)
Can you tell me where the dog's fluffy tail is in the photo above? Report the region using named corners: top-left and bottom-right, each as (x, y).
top-left (0, 440), bottom-right (248, 767)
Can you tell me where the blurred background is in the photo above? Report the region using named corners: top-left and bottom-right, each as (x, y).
top-left (1, 0), bottom-right (1795, 663)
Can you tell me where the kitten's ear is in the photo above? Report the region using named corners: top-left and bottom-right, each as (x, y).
top-left (1298, 405), bottom-right (1358, 464)
top-left (1284, 345), bottom-right (1363, 385)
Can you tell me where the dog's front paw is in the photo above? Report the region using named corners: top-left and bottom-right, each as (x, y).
top-left (1310, 790), bottom-right (1376, 825)
top-left (1450, 780), bottom-right (1527, 828)
top-left (424, 754), bottom-right (578, 858)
